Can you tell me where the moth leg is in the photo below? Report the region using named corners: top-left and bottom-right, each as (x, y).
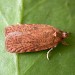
top-left (47, 48), bottom-right (53, 60)
top-left (62, 41), bottom-right (69, 46)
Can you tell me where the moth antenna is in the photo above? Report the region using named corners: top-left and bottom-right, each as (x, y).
top-left (47, 48), bottom-right (53, 60)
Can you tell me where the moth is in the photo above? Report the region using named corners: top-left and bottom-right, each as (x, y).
top-left (5, 24), bottom-right (69, 60)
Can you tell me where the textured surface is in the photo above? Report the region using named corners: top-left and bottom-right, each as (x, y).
top-left (5, 24), bottom-right (64, 53)
top-left (0, 0), bottom-right (75, 75)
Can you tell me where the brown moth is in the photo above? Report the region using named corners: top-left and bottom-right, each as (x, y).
top-left (5, 24), bottom-right (68, 60)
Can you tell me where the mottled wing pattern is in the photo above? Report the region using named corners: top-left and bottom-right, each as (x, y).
top-left (5, 24), bottom-right (62, 53)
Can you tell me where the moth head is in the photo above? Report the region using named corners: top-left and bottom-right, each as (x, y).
top-left (62, 32), bottom-right (69, 39)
